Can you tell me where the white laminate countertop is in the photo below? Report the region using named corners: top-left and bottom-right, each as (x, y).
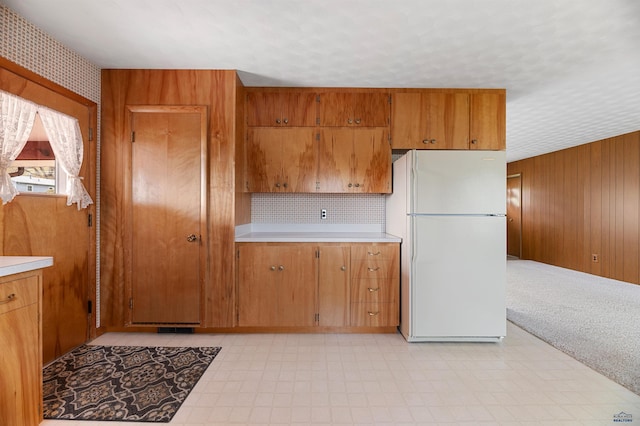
top-left (0, 256), bottom-right (54, 278)
top-left (235, 224), bottom-right (402, 243)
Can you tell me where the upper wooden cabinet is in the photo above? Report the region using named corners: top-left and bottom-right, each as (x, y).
top-left (246, 127), bottom-right (317, 192)
top-left (469, 92), bottom-right (506, 150)
top-left (391, 92), bottom-right (470, 149)
top-left (319, 92), bottom-right (390, 127)
top-left (318, 128), bottom-right (391, 193)
top-left (246, 91), bottom-right (318, 127)
top-left (391, 90), bottom-right (505, 150)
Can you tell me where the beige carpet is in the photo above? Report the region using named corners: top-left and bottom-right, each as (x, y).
top-left (506, 259), bottom-right (640, 395)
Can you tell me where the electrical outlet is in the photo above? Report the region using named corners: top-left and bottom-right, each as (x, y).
top-left (592, 254), bottom-right (599, 263)
top-left (321, 209), bottom-right (327, 220)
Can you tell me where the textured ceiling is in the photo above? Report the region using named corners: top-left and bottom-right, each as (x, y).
top-left (5, 0), bottom-right (640, 162)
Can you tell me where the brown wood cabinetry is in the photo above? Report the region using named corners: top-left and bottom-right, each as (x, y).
top-left (0, 270), bottom-right (42, 426)
top-left (350, 245), bottom-right (399, 327)
top-left (246, 91), bottom-right (317, 127)
top-left (246, 127), bottom-right (318, 192)
top-left (319, 92), bottom-right (390, 127)
top-left (236, 242), bottom-right (399, 329)
top-left (318, 128), bottom-right (391, 193)
top-left (391, 89), bottom-right (505, 150)
top-left (391, 92), bottom-right (469, 149)
top-left (237, 244), bottom-right (317, 326)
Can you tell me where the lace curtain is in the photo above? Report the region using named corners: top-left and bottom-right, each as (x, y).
top-left (0, 90), bottom-right (93, 209)
top-left (39, 106), bottom-right (93, 209)
top-left (0, 91), bottom-right (38, 204)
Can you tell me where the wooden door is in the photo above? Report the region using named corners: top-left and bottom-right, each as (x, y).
top-left (237, 244), bottom-right (280, 326)
top-left (246, 128), bottom-right (317, 192)
top-left (507, 174), bottom-right (522, 258)
top-left (0, 63), bottom-right (96, 363)
top-left (128, 106), bottom-right (207, 324)
top-left (317, 245), bottom-right (350, 327)
top-left (318, 128), bottom-right (353, 192)
top-left (276, 245), bottom-right (316, 326)
top-left (470, 92), bottom-right (506, 150)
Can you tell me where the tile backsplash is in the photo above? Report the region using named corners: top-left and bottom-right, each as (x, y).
top-left (252, 193), bottom-right (386, 226)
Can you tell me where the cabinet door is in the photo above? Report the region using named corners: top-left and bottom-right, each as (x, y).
top-left (317, 128), bottom-right (391, 193)
top-left (246, 92), bottom-right (317, 127)
top-left (246, 128), bottom-right (317, 192)
top-left (391, 92), bottom-right (469, 149)
top-left (318, 245), bottom-right (350, 326)
top-left (277, 245), bottom-right (317, 326)
top-left (470, 93), bottom-right (506, 150)
top-left (319, 92), bottom-right (389, 127)
top-left (237, 245), bottom-right (280, 326)
top-left (423, 92), bottom-right (469, 149)
top-left (351, 128), bottom-right (391, 193)
top-left (0, 273), bottom-right (41, 426)
top-left (391, 92), bottom-right (423, 149)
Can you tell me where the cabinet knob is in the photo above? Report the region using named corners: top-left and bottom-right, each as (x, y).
top-left (270, 266), bottom-right (276, 271)
top-left (367, 311), bottom-right (380, 316)
top-left (471, 139), bottom-right (478, 145)
top-left (340, 266), bottom-right (347, 271)
top-left (431, 139), bottom-right (437, 144)
top-left (367, 267), bottom-right (380, 272)
top-left (0, 293), bottom-right (17, 305)
top-left (278, 265), bottom-right (285, 271)
top-left (355, 118), bottom-right (361, 125)
top-left (422, 139), bottom-right (430, 144)
top-left (348, 183), bottom-right (353, 188)
top-left (283, 118), bottom-right (289, 124)
top-left (283, 182), bottom-right (288, 188)
top-left (186, 234), bottom-right (198, 242)
top-left (347, 118), bottom-right (353, 124)
top-left (275, 118), bottom-right (281, 124)
top-left (367, 251), bottom-right (381, 256)
top-left (354, 183), bottom-right (360, 188)
top-left (275, 182), bottom-right (281, 188)
top-left (368, 287), bottom-right (380, 292)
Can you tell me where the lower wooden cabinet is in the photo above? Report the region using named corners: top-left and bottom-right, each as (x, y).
top-left (0, 270), bottom-right (43, 426)
top-left (236, 242), bottom-right (399, 329)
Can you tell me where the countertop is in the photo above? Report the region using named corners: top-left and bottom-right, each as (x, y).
top-left (0, 256), bottom-right (54, 278)
top-left (235, 224), bottom-right (401, 243)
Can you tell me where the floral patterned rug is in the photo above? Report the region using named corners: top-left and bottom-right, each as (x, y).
top-left (43, 344), bottom-right (221, 422)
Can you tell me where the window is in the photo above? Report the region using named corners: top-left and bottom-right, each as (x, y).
top-left (7, 114), bottom-right (68, 195)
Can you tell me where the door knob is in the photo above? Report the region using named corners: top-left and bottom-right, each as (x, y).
top-left (186, 234), bottom-right (198, 242)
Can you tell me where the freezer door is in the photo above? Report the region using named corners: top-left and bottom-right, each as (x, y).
top-left (412, 150), bottom-right (506, 215)
top-left (410, 215), bottom-right (506, 339)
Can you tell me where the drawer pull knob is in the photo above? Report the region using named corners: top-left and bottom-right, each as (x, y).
top-left (278, 265), bottom-right (285, 271)
top-left (0, 293), bottom-right (17, 304)
top-left (367, 251), bottom-right (381, 256)
top-left (270, 266), bottom-right (276, 271)
top-left (340, 266), bottom-right (347, 271)
top-left (368, 287), bottom-right (380, 292)
top-left (367, 311), bottom-right (379, 316)
top-left (367, 267), bottom-right (380, 272)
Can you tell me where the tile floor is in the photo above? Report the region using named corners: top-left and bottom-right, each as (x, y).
top-left (41, 322), bottom-right (640, 426)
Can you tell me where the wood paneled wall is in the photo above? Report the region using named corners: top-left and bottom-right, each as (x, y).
top-left (101, 69), bottom-right (246, 329)
top-left (507, 130), bottom-right (640, 285)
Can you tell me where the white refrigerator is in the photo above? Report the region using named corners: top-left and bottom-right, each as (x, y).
top-left (386, 150), bottom-right (506, 342)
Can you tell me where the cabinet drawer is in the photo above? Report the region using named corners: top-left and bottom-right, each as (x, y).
top-left (350, 303), bottom-right (398, 327)
top-left (351, 279), bottom-right (397, 303)
top-left (351, 260), bottom-right (393, 280)
top-left (351, 244), bottom-right (397, 260)
top-left (0, 275), bottom-right (39, 315)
